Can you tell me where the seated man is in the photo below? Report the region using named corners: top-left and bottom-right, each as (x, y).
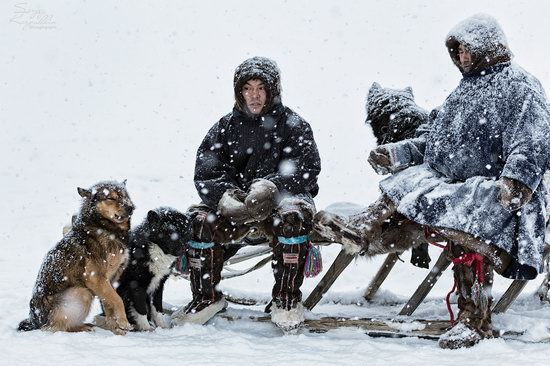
top-left (315, 14), bottom-right (550, 349)
top-left (171, 56), bottom-right (321, 332)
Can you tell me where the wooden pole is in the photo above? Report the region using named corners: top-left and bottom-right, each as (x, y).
top-left (363, 253), bottom-right (401, 301)
top-left (398, 250), bottom-right (451, 316)
top-left (304, 248), bottom-right (355, 310)
top-left (492, 279), bottom-right (528, 313)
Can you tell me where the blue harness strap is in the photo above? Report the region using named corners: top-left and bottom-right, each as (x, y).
top-left (188, 240), bottom-right (215, 249)
top-left (277, 235), bottom-right (310, 245)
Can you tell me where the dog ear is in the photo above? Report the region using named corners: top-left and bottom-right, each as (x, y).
top-left (147, 210), bottom-right (160, 224)
top-left (77, 187), bottom-right (92, 199)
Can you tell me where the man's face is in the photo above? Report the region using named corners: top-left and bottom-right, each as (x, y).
top-left (458, 44), bottom-right (473, 72)
top-left (242, 79), bottom-right (267, 116)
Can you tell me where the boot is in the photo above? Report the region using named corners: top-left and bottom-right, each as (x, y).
top-left (439, 244), bottom-right (494, 349)
top-left (171, 243), bottom-right (226, 325)
top-left (270, 237), bottom-right (309, 333)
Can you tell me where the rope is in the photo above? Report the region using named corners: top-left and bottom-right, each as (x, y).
top-left (445, 252), bottom-right (486, 326)
top-left (445, 280), bottom-right (458, 326)
top-left (423, 226), bottom-right (447, 249)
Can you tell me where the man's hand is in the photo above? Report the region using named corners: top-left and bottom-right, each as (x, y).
top-left (368, 146), bottom-right (393, 175)
top-left (218, 188), bottom-right (252, 224)
top-left (498, 177), bottom-right (533, 211)
top-left (272, 198), bottom-right (314, 237)
top-left (218, 179), bottom-right (278, 224)
top-left (244, 179), bottom-right (278, 221)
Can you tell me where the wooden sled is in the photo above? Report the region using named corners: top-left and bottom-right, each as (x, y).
top-left (304, 245), bottom-right (545, 316)
top-left (172, 209), bottom-right (548, 316)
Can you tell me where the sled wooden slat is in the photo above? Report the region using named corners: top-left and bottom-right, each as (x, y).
top-left (398, 250), bottom-right (452, 316)
top-left (536, 275), bottom-right (550, 301)
top-left (224, 244), bottom-right (271, 265)
top-left (304, 248), bottom-right (355, 310)
top-left (219, 313), bottom-right (450, 338)
top-left (363, 252), bottom-right (401, 301)
top-left (222, 255), bottom-right (272, 280)
top-left (303, 317), bottom-right (449, 337)
top-left (492, 279), bottom-right (528, 313)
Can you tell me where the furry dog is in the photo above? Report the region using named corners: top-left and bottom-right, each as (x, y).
top-left (18, 181), bottom-right (134, 335)
top-left (116, 207), bottom-right (191, 331)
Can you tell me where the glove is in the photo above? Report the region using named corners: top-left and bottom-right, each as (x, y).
top-left (218, 188), bottom-right (252, 224)
top-left (244, 179), bottom-right (278, 221)
top-left (272, 198), bottom-right (314, 237)
top-left (218, 180), bottom-right (279, 224)
top-left (368, 146), bottom-right (394, 175)
top-left (498, 177), bottom-right (533, 211)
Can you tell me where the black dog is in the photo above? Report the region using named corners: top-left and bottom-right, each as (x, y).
top-left (116, 207), bottom-right (191, 331)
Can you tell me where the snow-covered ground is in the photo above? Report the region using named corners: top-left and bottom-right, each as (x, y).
top-left (2, 1), bottom-right (550, 365)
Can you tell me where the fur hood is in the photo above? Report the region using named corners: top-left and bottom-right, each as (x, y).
top-left (445, 14), bottom-right (513, 75)
top-left (366, 82), bottom-right (428, 144)
top-left (233, 56), bottom-right (282, 116)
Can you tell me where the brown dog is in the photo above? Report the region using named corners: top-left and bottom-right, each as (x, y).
top-left (18, 181), bottom-right (135, 335)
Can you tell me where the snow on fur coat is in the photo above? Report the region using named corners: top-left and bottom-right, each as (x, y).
top-left (378, 14), bottom-right (550, 278)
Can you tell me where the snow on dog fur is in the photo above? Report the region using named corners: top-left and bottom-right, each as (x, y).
top-left (116, 207), bottom-right (191, 331)
top-left (18, 181), bottom-right (135, 335)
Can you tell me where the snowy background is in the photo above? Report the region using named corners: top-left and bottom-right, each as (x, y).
top-left (2, 1), bottom-right (550, 365)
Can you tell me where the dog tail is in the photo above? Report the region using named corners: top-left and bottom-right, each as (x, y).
top-left (18, 318), bottom-right (38, 332)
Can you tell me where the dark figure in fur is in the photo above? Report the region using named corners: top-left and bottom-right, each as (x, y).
top-left (366, 82), bottom-right (428, 145)
top-left (171, 56), bottom-right (321, 332)
top-left (316, 14), bottom-right (550, 349)
top-left (364, 82), bottom-right (432, 268)
top-left (18, 181), bottom-right (135, 335)
top-left (116, 207), bottom-right (191, 331)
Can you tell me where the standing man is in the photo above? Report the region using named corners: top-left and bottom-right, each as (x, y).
top-left (315, 14), bottom-right (550, 349)
top-left (172, 57), bottom-right (321, 332)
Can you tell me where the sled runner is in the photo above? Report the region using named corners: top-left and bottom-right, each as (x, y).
top-left (214, 313), bottom-right (550, 343)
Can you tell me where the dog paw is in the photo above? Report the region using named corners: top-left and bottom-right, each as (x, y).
top-left (133, 323), bottom-right (154, 332)
top-left (152, 311), bottom-right (168, 329)
top-left (104, 316), bottom-right (133, 335)
top-left (80, 323), bottom-right (95, 332)
top-left (67, 323), bottom-right (95, 333)
top-left (133, 314), bottom-right (155, 332)
top-left (116, 318), bottom-right (133, 332)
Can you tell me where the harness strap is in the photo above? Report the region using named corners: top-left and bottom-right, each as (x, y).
top-left (423, 226), bottom-right (447, 249)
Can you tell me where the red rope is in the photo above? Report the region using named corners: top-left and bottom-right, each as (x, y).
top-left (445, 252), bottom-right (485, 326)
top-left (423, 227), bottom-right (447, 249)
top-left (452, 253), bottom-right (485, 283)
top-left (445, 280), bottom-right (457, 326)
